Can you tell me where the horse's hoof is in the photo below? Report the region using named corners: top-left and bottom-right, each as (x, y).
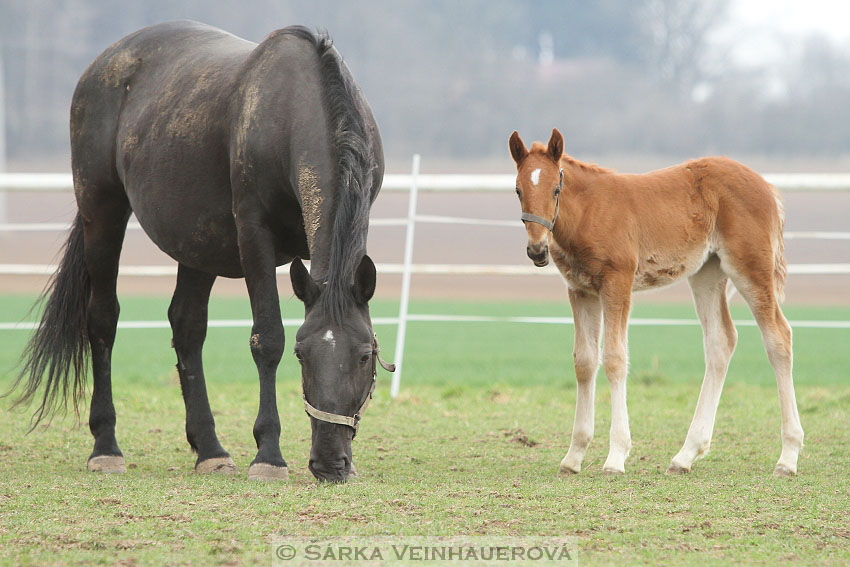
top-left (602, 467), bottom-right (624, 476)
top-left (666, 463), bottom-right (690, 475)
top-left (195, 456), bottom-right (238, 475)
top-left (248, 463), bottom-right (289, 481)
top-left (87, 455), bottom-right (127, 474)
top-left (773, 464), bottom-right (796, 477)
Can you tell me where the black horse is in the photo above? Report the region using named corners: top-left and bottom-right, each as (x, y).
top-left (9, 21), bottom-right (390, 482)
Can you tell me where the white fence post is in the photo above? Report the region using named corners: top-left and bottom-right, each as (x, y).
top-left (0, 48), bottom-right (7, 225)
top-left (389, 154), bottom-right (421, 398)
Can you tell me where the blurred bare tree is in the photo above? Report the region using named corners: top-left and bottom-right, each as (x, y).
top-left (639, 0), bottom-right (729, 94)
top-left (0, 0), bottom-right (848, 167)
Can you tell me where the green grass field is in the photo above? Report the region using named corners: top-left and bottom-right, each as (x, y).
top-left (1, 295), bottom-right (849, 566)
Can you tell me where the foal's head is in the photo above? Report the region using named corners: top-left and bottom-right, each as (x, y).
top-left (509, 129), bottom-right (564, 267)
top-left (290, 255), bottom-right (379, 482)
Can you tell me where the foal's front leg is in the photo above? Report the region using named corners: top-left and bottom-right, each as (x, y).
top-left (560, 288), bottom-right (602, 475)
top-left (599, 278), bottom-right (633, 474)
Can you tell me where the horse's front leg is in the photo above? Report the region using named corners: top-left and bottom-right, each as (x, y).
top-left (237, 221), bottom-right (289, 481)
top-left (560, 288), bottom-right (602, 475)
top-left (599, 276), bottom-right (634, 474)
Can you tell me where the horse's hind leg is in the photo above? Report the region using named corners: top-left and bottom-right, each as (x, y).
top-left (82, 194), bottom-right (131, 473)
top-left (722, 252), bottom-right (803, 476)
top-left (560, 288), bottom-right (602, 475)
top-left (668, 255), bottom-right (737, 474)
top-left (168, 264), bottom-right (236, 474)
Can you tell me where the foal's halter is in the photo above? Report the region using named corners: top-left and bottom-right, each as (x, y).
top-left (520, 169), bottom-right (564, 231)
top-left (302, 333), bottom-right (396, 438)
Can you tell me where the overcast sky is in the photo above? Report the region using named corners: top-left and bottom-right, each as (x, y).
top-left (725, 0), bottom-right (850, 65)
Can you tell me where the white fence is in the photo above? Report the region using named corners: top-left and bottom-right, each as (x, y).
top-left (1, 162), bottom-right (849, 396)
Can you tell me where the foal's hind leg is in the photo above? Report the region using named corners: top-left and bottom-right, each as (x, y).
top-left (668, 256), bottom-right (737, 474)
top-left (560, 288), bottom-right (602, 475)
top-left (724, 261), bottom-right (803, 476)
top-left (81, 196), bottom-right (131, 473)
top-left (168, 264), bottom-right (236, 474)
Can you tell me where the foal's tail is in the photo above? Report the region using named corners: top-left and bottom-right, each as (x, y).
top-left (773, 188), bottom-right (788, 303)
top-left (5, 213), bottom-right (91, 428)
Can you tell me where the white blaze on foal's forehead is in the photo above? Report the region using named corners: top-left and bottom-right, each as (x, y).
top-left (530, 168), bottom-right (541, 186)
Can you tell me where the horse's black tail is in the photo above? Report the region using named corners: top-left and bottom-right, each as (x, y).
top-left (5, 213), bottom-right (91, 428)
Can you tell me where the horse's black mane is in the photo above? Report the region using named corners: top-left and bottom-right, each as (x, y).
top-left (279, 27), bottom-right (375, 324)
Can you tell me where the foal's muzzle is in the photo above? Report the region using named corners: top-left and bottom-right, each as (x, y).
top-left (527, 242), bottom-right (549, 267)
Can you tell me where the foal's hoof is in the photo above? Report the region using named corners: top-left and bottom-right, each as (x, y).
top-left (602, 467), bottom-right (624, 476)
top-left (665, 463), bottom-right (690, 475)
top-left (773, 464), bottom-right (796, 477)
top-left (195, 456), bottom-right (238, 475)
top-left (248, 463), bottom-right (289, 481)
top-left (558, 464), bottom-right (580, 476)
top-left (87, 455), bottom-right (127, 474)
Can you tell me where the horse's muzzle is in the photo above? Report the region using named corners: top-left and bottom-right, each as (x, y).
top-left (527, 243), bottom-right (549, 267)
top-left (309, 455), bottom-right (351, 483)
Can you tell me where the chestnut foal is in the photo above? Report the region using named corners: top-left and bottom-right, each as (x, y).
top-left (509, 129), bottom-right (803, 476)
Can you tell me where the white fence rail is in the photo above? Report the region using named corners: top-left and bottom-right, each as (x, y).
top-left (2, 165), bottom-right (849, 396)
top-left (4, 172), bottom-right (850, 193)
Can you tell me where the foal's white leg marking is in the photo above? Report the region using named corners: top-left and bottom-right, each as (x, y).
top-left (530, 168), bottom-right (541, 186)
top-left (560, 289), bottom-right (602, 475)
top-left (600, 290), bottom-right (632, 474)
top-left (767, 319), bottom-right (804, 476)
top-left (669, 257), bottom-right (737, 473)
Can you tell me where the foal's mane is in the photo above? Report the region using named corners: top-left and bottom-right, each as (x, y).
top-left (279, 27), bottom-right (375, 323)
top-left (561, 155), bottom-right (615, 175)
top-left (528, 142), bottom-right (614, 175)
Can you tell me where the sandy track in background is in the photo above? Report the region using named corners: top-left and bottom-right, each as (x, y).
top-left (1, 189), bottom-right (847, 306)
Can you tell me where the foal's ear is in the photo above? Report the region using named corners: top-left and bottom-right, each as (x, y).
top-left (509, 131), bottom-right (529, 165)
top-left (547, 128), bottom-right (564, 162)
top-left (290, 257), bottom-right (320, 306)
top-left (353, 254), bottom-right (376, 304)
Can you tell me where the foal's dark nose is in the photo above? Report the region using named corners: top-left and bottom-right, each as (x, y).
top-left (527, 243), bottom-right (549, 267)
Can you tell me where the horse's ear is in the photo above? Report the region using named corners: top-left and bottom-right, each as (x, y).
top-left (509, 131), bottom-right (528, 165)
top-left (290, 257), bottom-right (320, 306)
top-left (547, 128), bottom-right (564, 162)
top-left (353, 254), bottom-right (376, 304)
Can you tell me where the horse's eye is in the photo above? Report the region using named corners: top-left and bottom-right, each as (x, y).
top-left (359, 353), bottom-right (371, 365)
top-left (294, 349), bottom-right (303, 362)
top-left (515, 188), bottom-right (521, 199)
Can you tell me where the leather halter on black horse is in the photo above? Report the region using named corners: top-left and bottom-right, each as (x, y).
top-left (521, 169), bottom-right (564, 231)
top-left (302, 333), bottom-right (395, 438)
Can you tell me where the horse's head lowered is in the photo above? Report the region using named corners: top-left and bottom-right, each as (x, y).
top-left (509, 128), bottom-right (565, 267)
top-left (290, 255), bottom-right (394, 482)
